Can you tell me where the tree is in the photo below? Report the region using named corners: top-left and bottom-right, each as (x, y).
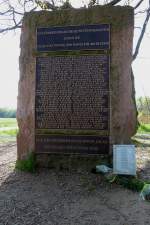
top-left (0, 0), bottom-right (150, 61)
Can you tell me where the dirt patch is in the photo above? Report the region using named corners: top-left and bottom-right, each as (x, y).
top-left (0, 142), bottom-right (150, 225)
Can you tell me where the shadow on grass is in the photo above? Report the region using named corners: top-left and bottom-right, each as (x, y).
top-left (132, 137), bottom-right (150, 147)
top-left (135, 135), bottom-right (150, 140)
top-left (137, 158), bottom-right (150, 182)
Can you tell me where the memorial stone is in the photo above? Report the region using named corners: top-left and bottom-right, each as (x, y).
top-left (17, 6), bottom-right (137, 169)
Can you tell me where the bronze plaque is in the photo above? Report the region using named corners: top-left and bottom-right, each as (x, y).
top-left (35, 54), bottom-right (110, 154)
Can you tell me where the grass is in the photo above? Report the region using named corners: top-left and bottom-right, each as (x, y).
top-left (0, 118), bottom-right (18, 143)
top-left (0, 118), bottom-right (17, 128)
top-left (114, 175), bottom-right (145, 192)
top-left (0, 128), bottom-right (18, 136)
top-left (137, 124), bottom-right (150, 134)
top-left (0, 137), bottom-right (16, 143)
top-left (15, 153), bottom-right (37, 173)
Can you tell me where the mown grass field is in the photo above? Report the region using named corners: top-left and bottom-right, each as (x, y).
top-left (0, 118), bottom-right (17, 128)
top-left (0, 128), bottom-right (18, 136)
top-left (0, 118), bottom-right (18, 143)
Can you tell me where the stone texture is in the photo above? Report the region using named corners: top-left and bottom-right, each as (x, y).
top-left (17, 6), bottom-right (137, 160)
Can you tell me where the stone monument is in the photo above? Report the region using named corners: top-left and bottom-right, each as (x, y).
top-left (17, 6), bottom-right (137, 168)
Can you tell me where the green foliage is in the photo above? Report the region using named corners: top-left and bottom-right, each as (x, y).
top-left (0, 129), bottom-right (18, 136)
top-left (114, 175), bottom-right (145, 192)
top-left (137, 124), bottom-right (150, 133)
top-left (136, 96), bottom-right (150, 115)
top-left (0, 108), bottom-right (16, 118)
top-left (15, 153), bottom-right (37, 173)
top-left (0, 118), bottom-right (18, 143)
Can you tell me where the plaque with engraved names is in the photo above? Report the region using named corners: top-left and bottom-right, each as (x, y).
top-left (35, 24), bottom-right (110, 154)
top-left (35, 55), bottom-right (109, 130)
top-left (35, 54), bottom-right (110, 154)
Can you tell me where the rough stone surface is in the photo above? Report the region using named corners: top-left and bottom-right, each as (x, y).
top-left (17, 6), bottom-right (137, 160)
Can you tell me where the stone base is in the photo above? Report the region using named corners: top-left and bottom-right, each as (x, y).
top-left (36, 154), bottom-right (111, 171)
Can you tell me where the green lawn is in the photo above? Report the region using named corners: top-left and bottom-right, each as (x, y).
top-left (137, 124), bottom-right (150, 134)
top-left (0, 118), bottom-right (17, 128)
top-left (0, 118), bottom-right (18, 143)
top-left (0, 129), bottom-right (18, 136)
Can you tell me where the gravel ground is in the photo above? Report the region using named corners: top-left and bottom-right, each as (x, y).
top-left (0, 141), bottom-right (150, 225)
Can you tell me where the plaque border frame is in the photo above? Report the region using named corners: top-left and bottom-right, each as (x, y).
top-left (36, 24), bottom-right (110, 52)
top-left (34, 23), bottom-right (111, 155)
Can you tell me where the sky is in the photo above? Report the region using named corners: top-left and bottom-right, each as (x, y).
top-left (0, 32), bottom-right (20, 108)
top-left (0, 0), bottom-right (150, 109)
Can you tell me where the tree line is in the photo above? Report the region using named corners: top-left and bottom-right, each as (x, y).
top-left (0, 108), bottom-right (16, 118)
top-left (136, 96), bottom-right (150, 115)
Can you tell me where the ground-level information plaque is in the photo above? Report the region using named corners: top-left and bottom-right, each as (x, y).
top-left (35, 54), bottom-right (110, 154)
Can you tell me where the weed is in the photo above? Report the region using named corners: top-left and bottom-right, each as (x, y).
top-left (114, 175), bottom-right (145, 192)
top-left (15, 152), bottom-right (37, 173)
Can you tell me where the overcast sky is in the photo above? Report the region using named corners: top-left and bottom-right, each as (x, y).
top-left (0, 0), bottom-right (150, 108)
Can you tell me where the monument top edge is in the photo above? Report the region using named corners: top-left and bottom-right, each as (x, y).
top-left (23, 5), bottom-right (134, 17)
